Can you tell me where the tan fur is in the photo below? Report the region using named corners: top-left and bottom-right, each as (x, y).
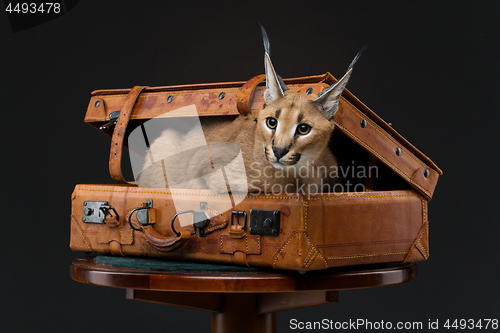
top-left (249, 90), bottom-right (339, 193)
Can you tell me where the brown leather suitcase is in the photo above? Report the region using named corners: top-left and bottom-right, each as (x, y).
top-left (70, 73), bottom-right (441, 271)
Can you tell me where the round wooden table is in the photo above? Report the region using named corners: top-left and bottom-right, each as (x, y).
top-left (71, 256), bottom-right (416, 333)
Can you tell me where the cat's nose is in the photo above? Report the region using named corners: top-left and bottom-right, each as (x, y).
top-left (273, 147), bottom-right (289, 160)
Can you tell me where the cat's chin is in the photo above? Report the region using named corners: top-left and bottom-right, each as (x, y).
top-left (270, 160), bottom-right (299, 168)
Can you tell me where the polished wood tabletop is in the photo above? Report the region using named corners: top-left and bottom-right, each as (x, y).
top-left (71, 256), bottom-right (417, 333)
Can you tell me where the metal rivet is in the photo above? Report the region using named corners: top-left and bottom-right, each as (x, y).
top-left (218, 92), bottom-right (225, 100)
top-left (167, 95), bottom-right (173, 103)
top-left (424, 169), bottom-right (430, 178)
top-left (94, 100), bottom-right (100, 108)
top-left (361, 119), bottom-right (367, 128)
top-left (396, 148), bottom-right (402, 156)
top-left (306, 88), bottom-right (313, 95)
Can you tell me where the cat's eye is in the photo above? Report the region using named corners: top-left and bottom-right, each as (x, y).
top-left (297, 123), bottom-right (311, 135)
top-left (266, 117), bottom-right (278, 129)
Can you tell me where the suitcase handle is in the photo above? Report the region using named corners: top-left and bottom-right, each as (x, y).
top-left (236, 74), bottom-right (266, 117)
top-left (126, 202), bottom-right (191, 252)
top-left (141, 226), bottom-right (191, 253)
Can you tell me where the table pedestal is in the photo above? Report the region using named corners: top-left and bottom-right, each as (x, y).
top-left (71, 256), bottom-right (416, 333)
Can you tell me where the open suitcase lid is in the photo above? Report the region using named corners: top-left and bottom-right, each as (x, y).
top-left (84, 73), bottom-right (442, 201)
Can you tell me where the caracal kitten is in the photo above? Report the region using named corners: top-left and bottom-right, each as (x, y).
top-left (137, 28), bottom-right (359, 195)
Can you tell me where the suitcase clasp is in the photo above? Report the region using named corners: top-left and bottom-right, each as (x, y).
top-left (171, 202), bottom-right (210, 238)
top-left (99, 110), bottom-right (120, 131)
top-left (128, 199), bottom-right (155, 231)
top-left (83, 201), bottom-right (119, 225)
top-left (249, 209), bottom-right (280, 236)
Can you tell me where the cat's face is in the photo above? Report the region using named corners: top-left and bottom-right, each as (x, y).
top-left (256, 90), bottom-right (335, 168)
top-left (256, 27), bottom-right (356, 169)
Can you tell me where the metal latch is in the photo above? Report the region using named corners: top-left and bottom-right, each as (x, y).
top-left (83, 201), bottom-right (119, 224)
top-left (128, 199), bottom-right (155, 231)
top-left (99, 110), bottom-right (120, 131)
top-left (171, 202), bottom-right (210, 237)
top-left (249, 209), bottom-right (280, 236)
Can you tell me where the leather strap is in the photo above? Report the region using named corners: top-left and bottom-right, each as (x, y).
top-left (109, 241), bottom-right (124, 256)
top-left (109, 86), bottom-right (147, 184)
top-left (236, 74), bottom-right (266, 116)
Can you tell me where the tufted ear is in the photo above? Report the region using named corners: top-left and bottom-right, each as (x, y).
top-left (260, 25), bottom-right (287, 104)
top-left (313, 68), bottom-right (352, 120)
top-left (263, 53), bottom-right (284, 104)
top-left (314, 50), bottom-right (364, 120)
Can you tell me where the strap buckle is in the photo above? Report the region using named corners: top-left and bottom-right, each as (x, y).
top-left (230, 211), bottom-right (247, 230)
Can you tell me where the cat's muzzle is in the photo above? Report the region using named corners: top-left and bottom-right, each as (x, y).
top-left (267, 147), bottom-right (301, 166)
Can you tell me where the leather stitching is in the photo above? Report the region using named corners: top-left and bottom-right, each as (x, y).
top-left (219, 235), bottom-right (260, 254)
top-left (77, 187), bottom-right (299, 200)
top-left (97, 227), bottom-right (102, 243)
top-left (273, 231), bottom-right (328, 269)
top-left (273, 231), bottom-right (300, 268)
top-left (416, 224), bottom-right (429, 257)
top-left (404, 221), bottom-right (429, 263)
top-left (416, 198), bottom-right (429, 259)
top-left (417, 239), bottom-right (429, 259)
top-left (303, 201), bottom-right (308, 231)
top-left (310, 193), bottom-right (418, 201)
top-left (71, 215), bottom-right (92, 252)
top-left (302, 232), bottom-right (329, 268)
top-left (421, 197), bottom-right (427, 223)
top-left (93, 85), bottom-right (308, 99)
top-left (320, 239), bottom-right (413, 248)
top-left (85, 108), bottom-right (260, 121)
top-left (131, 109), bottom-right (259, 117)
top-left (404, 248), bottom-right (413, 263)
top-left (204, 207), bottom-right (228, 233)
top-left (303, 247), bottom-right (319, 269)
top-left (327, 251), bottom-right (408, 260)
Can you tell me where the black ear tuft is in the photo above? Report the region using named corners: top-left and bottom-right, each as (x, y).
top-left (347, 44), bottom-right (369, 72)
top-left (259, 23), bottom-right (271, 55)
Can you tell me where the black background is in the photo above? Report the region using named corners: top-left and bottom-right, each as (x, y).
top-left (1, 1), bottom-right (499, 332)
